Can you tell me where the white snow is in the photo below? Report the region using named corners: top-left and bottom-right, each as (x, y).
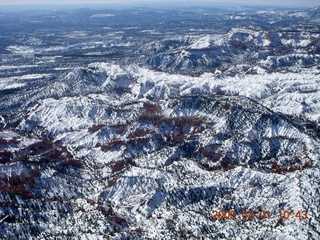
top-left (6, 45), bottom-right (35, 55)
top-left (90, 14), bottom-right (115, 18)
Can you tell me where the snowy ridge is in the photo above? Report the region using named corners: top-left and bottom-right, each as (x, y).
top-left (0, 62), bottom-right (315, 239)
top-left (143, 27), bottom-right (320, 75)
top-left (84, 63), bottom-right (320, 123)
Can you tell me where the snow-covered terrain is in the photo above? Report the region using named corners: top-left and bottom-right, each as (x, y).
top-left (1, 61), bottom-right (318, 239)
top-left (0, 5), bottom-right (319, 240)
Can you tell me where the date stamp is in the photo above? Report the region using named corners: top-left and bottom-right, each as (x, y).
top-left (212, 209), bottom-right (308, 221)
